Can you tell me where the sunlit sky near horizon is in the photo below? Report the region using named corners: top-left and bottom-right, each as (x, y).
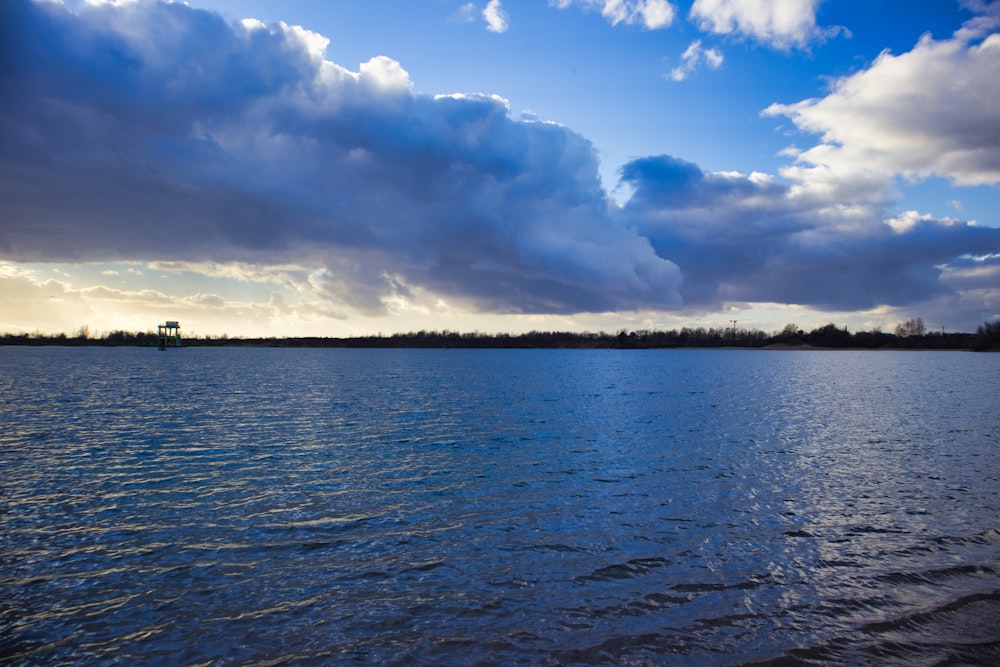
top-left (1, 0), bottom-right (998, 338)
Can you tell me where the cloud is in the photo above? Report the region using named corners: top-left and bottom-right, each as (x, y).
top-left (483, 0), bottom-right (509, 33)
top-left (359, 55), bottom-right (413, 92)
top-left (550, 0), bottom-right (676, 30)
top-left (621, 3), bottom-right (1000, 326)
top-left (617, 155), bottom-right (1000, 317)
top-left (764, 14), bottom-right (1000, 187)
top-left (1, 0), bottom-right (997, 332)
top-left (667, 39), bottom-right (724, 81)
top-left (456, 3), bottom-right (478, 24)
top-left (939, 252), bottom-right (1000, 288)
top-left (0, 261), bottom-right (317, 335)
top-left (690, 0), bottom-right (835, 50)
top-left (0, 0), bottom-right (681, 316)
top-left (0, 263), bottom-right (180, 333)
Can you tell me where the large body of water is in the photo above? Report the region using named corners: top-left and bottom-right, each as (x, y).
top-left (2, 347), bottom-right (998, 665)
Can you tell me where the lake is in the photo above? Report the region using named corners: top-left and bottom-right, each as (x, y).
top-left (2, 347), bottom-right (998, 665)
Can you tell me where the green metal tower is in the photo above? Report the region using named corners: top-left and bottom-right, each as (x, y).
top-left (156, 321), bottom-right (182, 349)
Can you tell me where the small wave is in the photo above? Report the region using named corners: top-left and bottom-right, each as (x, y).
top-left (783, 529), bottom-right (815, 538)
top-left (553, 630), bottom-right (695, 665)
top-left (643, 592), bottom-right (690, 606)
top-left (401, 560), bottom-right (446, 574)
top-left (575, 557), bottom-right (670, 582)
top-left (931, 528), bottom-right (1000, 548)
top-left (861, 590), bottom-right (1000, 635)
top-left (875, 563), bottom-right (996, 586)
top-left (744, 591), bottom-right (1000, 666)
top-left (847, 524), bottom-right (908, 535)
top-left (671, 575), bottom-right (768, 593)
top-left (529, 542), bottom-right (588, 553)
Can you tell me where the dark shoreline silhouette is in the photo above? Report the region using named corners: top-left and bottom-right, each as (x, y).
top-left (5, 320), bottom-right (999, 351)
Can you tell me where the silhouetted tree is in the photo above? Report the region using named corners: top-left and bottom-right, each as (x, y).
top-left (894, 317), bottom-right (926, 337)
top-left (806, 323), bottom-right (853, 348)
top-left (972, 320), bottom-right (1000, 351)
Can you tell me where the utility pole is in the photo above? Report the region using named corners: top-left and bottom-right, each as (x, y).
top-left (730, 319), bottom-right (739, 340)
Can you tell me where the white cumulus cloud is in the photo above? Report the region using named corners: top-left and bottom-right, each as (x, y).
top-left (690, 0), bottom-right (832, 50)
top-left (764, 15), bottom-right (1000, 188)
top-left (359, 55), bottom-right (413, 92)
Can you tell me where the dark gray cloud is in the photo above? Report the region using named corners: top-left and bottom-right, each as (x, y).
top-left (618, 155), bottom-right (1000, 311)
top-left (0, 0), bottom-right (680, 314)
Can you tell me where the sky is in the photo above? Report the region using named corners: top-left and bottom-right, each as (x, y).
top-left (1, 0), bottom-right (999, 338)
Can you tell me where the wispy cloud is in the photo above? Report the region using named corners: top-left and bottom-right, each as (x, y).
top-left (667, 39), bottom-right (724, 81)
top-left (455, 3), bottom-right (478, 24)
top-left (0, 261), bottom-right (300, 335)
top-left (550, 0), bottom-right (676, 30)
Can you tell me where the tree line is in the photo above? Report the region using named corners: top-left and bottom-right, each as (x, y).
top-left (3, 319), bottom-right (999, 351)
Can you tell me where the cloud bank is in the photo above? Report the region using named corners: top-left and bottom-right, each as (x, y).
top-left (0, 0), bottom-right (680, 315)
top-left (1, 0), bottom-right (998, 329)
top-left (618, 156), bottom-right (999, 313)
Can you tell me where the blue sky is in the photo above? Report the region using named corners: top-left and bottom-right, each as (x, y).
top-left (1, 0), bottom-right (998, 337)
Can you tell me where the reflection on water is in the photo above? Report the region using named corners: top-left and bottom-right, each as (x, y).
top-left (2, 347), bottom-right (998, 665)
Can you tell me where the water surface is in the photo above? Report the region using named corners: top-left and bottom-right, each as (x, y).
top-left (2, 348), bottom-right (998, 665)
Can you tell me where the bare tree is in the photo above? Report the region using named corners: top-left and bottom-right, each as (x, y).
top-left (894, 317), bottom-right (926, 337)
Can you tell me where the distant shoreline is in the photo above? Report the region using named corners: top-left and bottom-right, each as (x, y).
top-left (4, 330), bottom-right (997, 351)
